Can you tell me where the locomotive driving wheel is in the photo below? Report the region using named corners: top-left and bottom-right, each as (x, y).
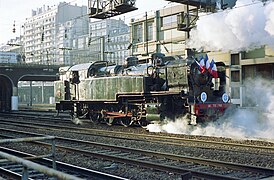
top-left (90, 113), bottom-right (103, 124)
top-left (120, 117), bottom-right (133, 127)
top-left (87, 112), bottom-right (95, 123)
top-left (70, 111), bottom-right (82, 125)
top-left (105, 117), bottom-right (114, 126)
top-left (138, 119), bottom-right (149, 127)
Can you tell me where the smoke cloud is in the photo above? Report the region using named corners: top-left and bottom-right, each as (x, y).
top-left (146, 78), bottom-right (274, 141)
top-left (187, 0), bottom-right (274, 52)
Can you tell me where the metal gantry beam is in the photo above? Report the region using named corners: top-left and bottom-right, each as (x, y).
top-left (165, 0), bottom-right (215, 7)
top-left (165, 0), bottom-right (215, 36)
top-left (88, 0), bottom-right (138, 19)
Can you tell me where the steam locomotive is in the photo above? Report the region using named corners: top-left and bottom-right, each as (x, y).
top-left (54, 50), bottom-right (230, 126)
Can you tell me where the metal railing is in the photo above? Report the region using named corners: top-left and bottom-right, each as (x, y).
top-left (0, 136), bottom-right (83, 180)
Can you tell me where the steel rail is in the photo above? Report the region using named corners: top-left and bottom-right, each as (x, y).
top-left (0, 147), bottom-right (128, 180)
top-left (0, 118), bottom-right (273, 153)
top-left (1, 127), bottom-right (273, 179)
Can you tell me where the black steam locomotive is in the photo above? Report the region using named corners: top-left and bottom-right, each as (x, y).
top-left (54, 51), bottom-right (230, 126)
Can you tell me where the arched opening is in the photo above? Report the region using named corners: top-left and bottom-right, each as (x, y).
top-left (0, 75), bottom-right (13, 111)
top-left (17, 81), bottom-right (54, 106)
top-left (18, 74), bottom-right (56, 107)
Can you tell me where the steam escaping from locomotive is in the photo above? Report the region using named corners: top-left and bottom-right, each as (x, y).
top-left (187, 0), bottom-right (274, 52)
top-left (147, 78), bottom-right (274, 140)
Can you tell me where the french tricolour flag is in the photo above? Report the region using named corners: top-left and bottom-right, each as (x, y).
top-left (198, 56), bottom-right (206, 73)
top-left (195, 60), bottom-right (206, 73)
top-left (209, 59), bottom-right (218, 78)
top-left (205, 54), bottom-right (210, 70)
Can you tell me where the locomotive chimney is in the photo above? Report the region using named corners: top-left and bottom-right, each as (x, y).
top-left (185, 48), bottom-right (195, 65)
top-left (185, 48), bottom-right (195, 59)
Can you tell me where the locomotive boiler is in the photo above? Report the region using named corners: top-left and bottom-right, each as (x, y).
top-left (54, 52), bottom-right (230, 126)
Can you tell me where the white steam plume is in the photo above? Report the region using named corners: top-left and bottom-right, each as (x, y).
top-left (187, 0), bottom-right (274, 52)
top-left (146, 78), bottom-right (274, 141)
top-left (265, 2), bottom-right (274, 36)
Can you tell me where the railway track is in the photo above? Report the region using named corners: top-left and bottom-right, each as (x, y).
top-left (0, 147), bottom-right (127, 180)
top-left (0, 117), bottom-right (273, 155)
top-left (0, 111), bottom-right (71, 124)
top-left (0, 130), bottom-right (271, 180)
top-left (1, 112), bottom-right (274, 179)
top-left (0, 125), bottom-right (273, 179)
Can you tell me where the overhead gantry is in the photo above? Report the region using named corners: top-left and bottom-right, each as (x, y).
top-left (88, 0), bottom-right (138, 19)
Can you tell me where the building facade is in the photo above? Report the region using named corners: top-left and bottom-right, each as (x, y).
top-left (88, 18), bottom-right (130, 65)
top-left (23, 2), bottom-right (88, 65)
top-left (3, 37), bottom-right (25, 62)
top-left (1, 2), bottom-right (131, 66)
top-left (130, 4), bottom-right (194, 59)
top-left (68, 18), bottom-right (130, 65)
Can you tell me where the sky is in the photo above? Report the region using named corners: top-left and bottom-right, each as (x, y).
top-left (0, 0), bottom-right (171, 45)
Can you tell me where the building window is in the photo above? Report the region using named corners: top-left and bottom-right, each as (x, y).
top-left (134, 23), bottom-right (143, 43)
top-left (231, 54), bottom-right (240, 65)
top-left (147, 22), bottom-right (153, 41)
top-left (162, 15), bottom-right (177, 27)
top-left (231, 71), bottom-right (240, 82)
top-left (231, 87), bottom-right (240, 99)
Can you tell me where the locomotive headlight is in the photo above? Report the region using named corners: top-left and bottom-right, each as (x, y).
top-left (222, 93), bottom-right (229, 103)
top-left (200, 92), bottom-right (207, 103)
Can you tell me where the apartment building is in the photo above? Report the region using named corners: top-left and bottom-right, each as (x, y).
top-left (23, 2), bottom-right (88, 65)
top-left (69, 18), bottom-right (130, 65)
top-left (105, 22), bottom-right (130, 65)
top-left (129, 4), bottom-right (191, 58)
top-left (88, 18), bottom-right (130, 65)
